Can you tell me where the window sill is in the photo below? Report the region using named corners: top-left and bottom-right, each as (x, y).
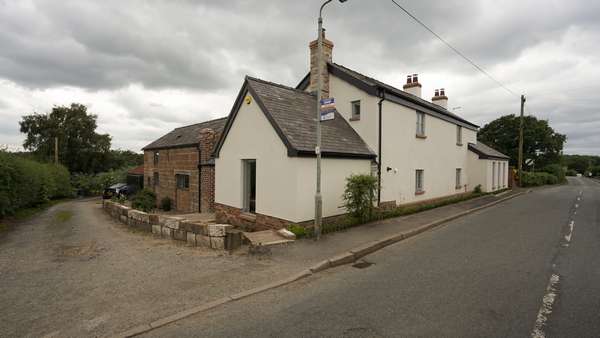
top-left (415, 190), bottom-right (425, 195)
top-left (349, 116), bottom-right (361, 121)
top-left (415, 134), bottom-right (427, 139)
top-left (456, 143), bottom-right (463, 146)
top-left (455, 186), bottom-right (463, 190)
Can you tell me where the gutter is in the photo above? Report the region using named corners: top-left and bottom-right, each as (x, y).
top-left (377, 89), bottom-right (385, 206)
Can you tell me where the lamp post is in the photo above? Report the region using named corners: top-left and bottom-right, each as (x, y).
top-left (315, 0), bottom-right (347, 240)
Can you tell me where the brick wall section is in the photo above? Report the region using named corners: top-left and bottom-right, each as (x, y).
top-left (308, 32), bottom-right (333, 98)
top-left (144, 128), bottom-right (221, 213)
top-left (215, 203), bottom-right (291, 231)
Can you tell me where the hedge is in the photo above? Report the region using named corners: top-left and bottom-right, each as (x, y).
top-left (0, 151), bottom-right (72, 217)
top-left (71, 167), bottom-right (130, 196)
top-left (521, 171), bottom-right (558, 187)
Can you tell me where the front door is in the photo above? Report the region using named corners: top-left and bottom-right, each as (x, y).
top-left (175, 173), bottom-right (191, 212)
top-left (243, 160), bottom-right (256, 213)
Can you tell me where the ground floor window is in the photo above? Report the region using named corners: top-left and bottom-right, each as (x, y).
top-left (456, 168), bottom-right (462, 188)
top-left (176, 174), bottom-right (190, 189)
top-left (242, 159), bottom-right (256, 213)
top-left (153, 172), bottom-right (159, 187)
top-left (415, 169), bottom-right (424, 194)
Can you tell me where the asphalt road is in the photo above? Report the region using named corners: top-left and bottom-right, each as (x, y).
top-left (146, 177), bottom-right (600, 338)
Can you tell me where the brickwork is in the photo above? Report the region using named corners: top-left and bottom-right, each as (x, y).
top-left (308, 31), bottom-right (333, 98)
top-left (144, 128), bottom-right (221, 213)
top-left (215, 203), bottom-right (292, 232)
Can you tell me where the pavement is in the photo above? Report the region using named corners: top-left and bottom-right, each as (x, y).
top-left (142, 177), bottom-right (600, 337)
top-left (0, 188), bottom-right (523, 337)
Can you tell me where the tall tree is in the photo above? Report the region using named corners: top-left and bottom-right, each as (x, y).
top-left (20, 103), bottom-right (111, 173)
top-left (478, 114), bottom-right (566, 169)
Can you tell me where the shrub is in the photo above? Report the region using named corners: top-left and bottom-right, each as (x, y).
top-left (71, 167), bottom-right (131, 196)
top-left (541, 164), bottom-right (566, 183)
top-left (521, 171), bottom-right (558, 187)
top-left (342, 174), bottom-right (378, 222)
top-left (131, 189), bottom-right (156, 212)
top-left (565, 169), bottom-right (578, 177)
top-left (473, 184), bottom-right (482, 194)
top-left (287, 224), bottom-right (308, 238)
top-left (0, 151), bottom-right (72, 217)
top-left (160, 197), bottom-right (172, 211)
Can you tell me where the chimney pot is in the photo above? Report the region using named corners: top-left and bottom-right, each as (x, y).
top-left (406, 75), bottom-right (412, 84)
top-left (434, 89), bottom-right (439, 97)
top-left (403, 73), bottom-right (422, 97)
top-left (432, 88), bottom-right (448, 109)
top-left (413, 74), bottom-right (418, 82)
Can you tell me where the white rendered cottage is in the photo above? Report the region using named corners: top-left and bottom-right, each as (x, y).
top-left (213, 32), bottom-right (509, 229)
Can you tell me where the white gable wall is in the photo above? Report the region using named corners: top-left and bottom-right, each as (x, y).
top-left (215, 90), bottom-right (371, 223)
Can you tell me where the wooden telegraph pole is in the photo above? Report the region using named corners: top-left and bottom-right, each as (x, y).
top-left (518, 95), bottom-right (526, 186)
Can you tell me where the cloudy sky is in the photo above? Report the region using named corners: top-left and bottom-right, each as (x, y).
top-left (0, 0), bottom-right (598, 154)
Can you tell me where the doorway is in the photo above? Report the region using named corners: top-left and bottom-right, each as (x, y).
top-left (243, 160), bottom-right (256, 213)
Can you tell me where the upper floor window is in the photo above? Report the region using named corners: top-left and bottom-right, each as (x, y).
top-left (416, 112), bottom-right (426, 137)
top-left (153, 151), bottom-right (160, 165)
top-left (415, 169), bottom-right (425, 194)
top-left (351, 100), bottom-right (361, 120)
top-left (456, 125), bottom-right (462, 146)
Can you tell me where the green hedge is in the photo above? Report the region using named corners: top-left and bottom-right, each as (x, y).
top-left (521, 171), bottom-right (558, 187)
top-left (0, 151), bottom-right (72, 217)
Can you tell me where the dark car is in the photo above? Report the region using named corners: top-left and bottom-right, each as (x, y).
top-left (102, 183), bottom-right (136, 200)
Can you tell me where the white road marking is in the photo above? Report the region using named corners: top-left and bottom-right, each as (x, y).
top-left (564, 220), bottom-right (575, 243)
top-left (575, 204), bottom-right (579, 209)
top-left (531, 274), bottom-right (560, 338)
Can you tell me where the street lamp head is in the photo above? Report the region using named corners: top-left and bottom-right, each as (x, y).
top-left (339, 0), bottom-right (348, 2)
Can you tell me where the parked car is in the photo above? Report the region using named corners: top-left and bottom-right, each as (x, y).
top-left (102, 183), bottom-right (136, 199)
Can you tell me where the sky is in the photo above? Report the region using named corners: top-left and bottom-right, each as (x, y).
top-left (0, 0), bottom-right (599, 155)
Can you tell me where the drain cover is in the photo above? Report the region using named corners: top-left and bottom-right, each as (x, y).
top-left (352, 260), bottom-right (374, 269)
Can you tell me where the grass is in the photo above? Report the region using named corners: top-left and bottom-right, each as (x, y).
top-left (55, 210), bottom-right (73, 223)
top-left (0, 198), bottom-right (71, 233)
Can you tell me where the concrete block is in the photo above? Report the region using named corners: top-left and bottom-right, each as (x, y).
top-left (277, 229), bottom-right (296, 240)
top-left (161, 227), bottom-right (173, 238)
top-left (152, 224), bottom-right (162, 236)
top-left (195, 234), bottom-right (211, 248)
top-left (186, 232), bottom-right (196, 246)
top-left (173, 229), bottom-right (187, 241)
top-left (119, 215), bottom-right (128, 224)
top-left (163, 217), bottom-right (184, 230)
top-left (207, 224), bottom-right (233, 237)
top-left (210, 236), bottom-right (225, 250)
top-left (121, 206), bottom-right (131, 216)
top-left (180, 221), bottom-right (207, 234)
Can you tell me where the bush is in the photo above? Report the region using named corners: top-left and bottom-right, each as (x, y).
top-left (521, 171), bottom-right (558, 187)
top-left (287, 224), bottom-right (308, 238)
top-left (473, 184), bottom-right (482, 194)
top-left (131, 189), bottom-right (156, 212)
top-left (160, 197), bottom-right (172, 211)
top-left (342, 174), bottom-right (378, 222)
top-left (71, 167), bottom-right (130, 196)
top-left (0, 151), bottom-right (72, 217)
top-left (541, 164), bottom-right (566, 183)
top-left (565, 169), bottom-right (578, 177)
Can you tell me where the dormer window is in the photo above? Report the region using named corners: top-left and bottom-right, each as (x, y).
top-left (350, 100), bottom-right (361, 121)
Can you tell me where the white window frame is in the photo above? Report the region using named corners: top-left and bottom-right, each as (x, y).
top-left (351, 100), bottom-right (361, 120)
top-left (416, 112), bottom-right (426, 137)
top-left (415, 169), bottom-right (425, 194)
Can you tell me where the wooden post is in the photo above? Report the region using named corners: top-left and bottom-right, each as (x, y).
top-left (518, 95), bottom-right (526, 186)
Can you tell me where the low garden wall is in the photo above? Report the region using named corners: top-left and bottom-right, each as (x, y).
top-left (102, 200), bottom-right (240, 251)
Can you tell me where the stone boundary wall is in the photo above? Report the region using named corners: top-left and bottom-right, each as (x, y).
top-left (102, 200), bottom-right (239, 251)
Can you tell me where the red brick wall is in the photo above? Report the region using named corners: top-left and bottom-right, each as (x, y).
top-left (143, 127), bottom-right (221, 213)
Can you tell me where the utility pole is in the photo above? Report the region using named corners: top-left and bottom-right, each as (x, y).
top-left (54, 137), bottom-right (59, 164)
top-left (518, 95), bottom-right (526, 186)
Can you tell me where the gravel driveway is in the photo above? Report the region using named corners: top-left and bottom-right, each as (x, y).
top-left (0, 198), bottom-right (298, 338)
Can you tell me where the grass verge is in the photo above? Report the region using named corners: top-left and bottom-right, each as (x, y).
top-left (0, 198), bottom-right (71, 234)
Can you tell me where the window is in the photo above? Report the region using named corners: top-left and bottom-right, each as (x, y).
top-left (153, 151), bottom-right (159, 165)
top-left (456, 168), bottom-right (462, 188)
top-left (416, 112), bottom-right (426, 137)
top-left (176, 174), bottom-right (190, 189)
top-left (415, 169), bottom-right (424, 194)
top-left (153, 172), bottom-right (159, 187)
top-left (243, 160), bottom-right (256, 213)
top-left (351, 100), bottom-right (361, 120)
top-left (456, 125), bottom-right (462, 145)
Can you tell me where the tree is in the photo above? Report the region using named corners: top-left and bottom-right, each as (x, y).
top-left (478, 114), bottom-right (566, 169)
top-left (20, 103), bottom-right (111, 173)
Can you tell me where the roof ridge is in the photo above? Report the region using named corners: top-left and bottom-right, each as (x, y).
top-left (246, 75), bottom-right (315, 97)
top-left (173, 116), bottom-right (228, 130)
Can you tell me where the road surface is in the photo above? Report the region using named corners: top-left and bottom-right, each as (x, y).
top-left (145, 177), bottom-right (600, 337)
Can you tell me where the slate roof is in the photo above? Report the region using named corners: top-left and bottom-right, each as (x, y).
top-left (142, 117), bottom-right (227, 151)
top-left (468, 142), bottom-right (510, 160)
top-left (297, 62), bottom-right (479, 130)
top-left (214, 76), bottom-right (376, 159)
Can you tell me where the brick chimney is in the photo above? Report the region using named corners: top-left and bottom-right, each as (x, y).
top-left (403, 74), bottom-right (422, 97)
top-left (432, 88), bottom-right (448, 109)
top-left (308, 29), bottom-right (334, 98)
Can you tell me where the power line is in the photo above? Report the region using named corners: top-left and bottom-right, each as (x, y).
top-left (390, 0), bottom-right (518, 97)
